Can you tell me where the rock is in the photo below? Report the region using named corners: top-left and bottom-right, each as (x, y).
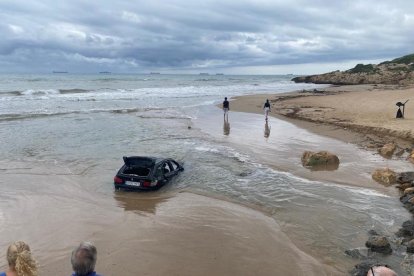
top-left (344, 249), bottom-right (366, 259)
top-left (397, 172), bottom-right (414, 183)
top-left (404, 187), bottom-right (414, 195)
top-left (301, 151), bottom-right (340, 170)
top-left (379, 143), bottom-right (396, 158)
top-left (408, 150), bottom-right (414, 164)
top-left (395, 148), bottom-right (405, 157)
top-left (368, 230), bottom-right (379, 236)
top-left (365, 235), bottom-right (392, 254)
top-left (406, 204), bottom-right (414, 214)
top-left (401, 194), bottom-right (414, 204)
top-left (396, 220), bottom-right (414, 238)
top-left (371, 168), bottom-right (397, 186)
top-left (396, 182), bottom-right (414, 190)
top-left (407, 239), bottom-right (414, 253)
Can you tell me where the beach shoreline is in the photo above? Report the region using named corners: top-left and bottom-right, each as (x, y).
top-left (230, 84), bottom-right (414, 153)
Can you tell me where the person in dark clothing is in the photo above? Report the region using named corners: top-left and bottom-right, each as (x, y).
top-left (264, 99), bottom-right (271, 120)
top-left (223, 97), bottom-right (229, 120)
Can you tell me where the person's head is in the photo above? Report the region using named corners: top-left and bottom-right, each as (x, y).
top-left (367, 265), bottom-right (397, 276)
top-left (6, 241), bottom-right (38, 276)
top-left (71, 242), bottom-right (98, 276)
top-left (266, 99), bottom-right (269, 102)
top-left (224, 97), bottom-right (227, 100)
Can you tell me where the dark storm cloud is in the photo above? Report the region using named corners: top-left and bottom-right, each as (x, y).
top-left (0, 0), bottom-right (413, 73)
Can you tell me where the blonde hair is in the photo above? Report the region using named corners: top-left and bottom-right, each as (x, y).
top-left (6, 241), bottom-right (38, 276)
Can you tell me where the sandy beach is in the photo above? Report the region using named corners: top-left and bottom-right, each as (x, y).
top-left (231, 84), bottom-right (414, 150)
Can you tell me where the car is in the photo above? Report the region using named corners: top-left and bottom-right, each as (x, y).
top-left (114, 156), bottom-right (184, 190)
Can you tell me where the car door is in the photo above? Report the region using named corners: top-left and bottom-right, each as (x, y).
top-left (162, 161), bottom-right (174, 181)
top-left (154, 164), bottom-right (167, 185)
top-left (169, 160), bottom-right (180, 175)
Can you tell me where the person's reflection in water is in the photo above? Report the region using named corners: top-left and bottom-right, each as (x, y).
top-left (264, 120), bottom-right (271, 139)
top-left (223, 117), bottom-right (230, 136)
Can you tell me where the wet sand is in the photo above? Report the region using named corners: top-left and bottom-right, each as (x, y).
top-left (0, 160), bottom-right (336, 276)
top-left (230, 84), bottom-right (414, 150)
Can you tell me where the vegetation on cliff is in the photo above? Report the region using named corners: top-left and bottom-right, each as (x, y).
top-left (292, 53), bottom-right (414, 85)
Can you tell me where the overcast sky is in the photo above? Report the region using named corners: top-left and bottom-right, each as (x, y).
top-left (0, 0), bottom-right (413, 74)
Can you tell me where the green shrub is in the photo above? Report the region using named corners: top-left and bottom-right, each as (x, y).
top-left (349, 64), bottom-right (375, 73)
top-left (390, 54), bottom-right (414, 64)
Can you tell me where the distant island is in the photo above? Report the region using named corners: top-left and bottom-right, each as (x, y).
top-left (216, 73), bottom-right (224, 75)
top-left (99, 71), bottom-right (111, 74)
top-left (52, 71), bottom-right (68, 74)
top-left (292, 53), bottom-right (414, 85)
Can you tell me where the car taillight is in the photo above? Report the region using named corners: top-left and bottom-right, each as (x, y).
top-left (143, 180), bottom-right (158, 187)
top-left (114, 176), bottom-right (123, 184)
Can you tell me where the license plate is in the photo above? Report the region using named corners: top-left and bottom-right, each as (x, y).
top-left (125, 181), bottom-right (141, 187)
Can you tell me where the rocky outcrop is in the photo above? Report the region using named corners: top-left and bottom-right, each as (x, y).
top-left (292, 54), bottom-right (414, 85)
top-left (371, 168), bottom-right (397, 186)
top-left (301, 151), bottom-right (339, 170)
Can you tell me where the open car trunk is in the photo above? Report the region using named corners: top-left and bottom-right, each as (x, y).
top-left (121, 156), bottom-right (155, 177)
top-left (122, 166), bottom-right (151, 177)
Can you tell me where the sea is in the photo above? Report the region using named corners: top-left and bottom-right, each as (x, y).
top-left (0, 73), bottom-right (412, 274)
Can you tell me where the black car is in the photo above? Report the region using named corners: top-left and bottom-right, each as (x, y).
top-left (114, 156), bottom-right (184, 190)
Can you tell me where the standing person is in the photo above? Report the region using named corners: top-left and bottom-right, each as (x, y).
top-left (223, 97), bottom-right (229, 120)
top-left (0, 241), bottom-right (38, 276)
top-left (71, 242), bottom-right (102, 276)
top-left (264, 99), bottom-right (271, 121)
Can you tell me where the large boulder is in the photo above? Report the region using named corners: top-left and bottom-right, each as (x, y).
top-left (301, 151), bottom-right (339, 171)
top-left (371, 168), bottom-right (397, 186)
top-left (378, 143), bottom-right (396, 158)
top-left (365, 235), bottom-right (392, 254)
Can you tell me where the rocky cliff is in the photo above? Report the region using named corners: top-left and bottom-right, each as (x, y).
top-left (292, 54), bottom-right (414, 85)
